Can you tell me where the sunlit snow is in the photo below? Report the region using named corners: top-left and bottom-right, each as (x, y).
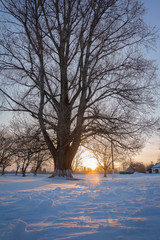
top-left (0, 173), bottom-right (160, 240)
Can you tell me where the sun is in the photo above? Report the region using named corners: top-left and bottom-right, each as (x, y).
top-left (83, 157), bottom-right (98, 170)
top-left (80, 148), bottom-right (98, 170)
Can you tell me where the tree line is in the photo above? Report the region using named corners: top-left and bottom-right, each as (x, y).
top-left (0, 118), bottom-right (52, 176)
top-left (0, 116), bottom-right (156, 177)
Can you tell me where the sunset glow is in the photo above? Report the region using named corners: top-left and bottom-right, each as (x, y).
top-left (83, 158), bottom-right (98, 170)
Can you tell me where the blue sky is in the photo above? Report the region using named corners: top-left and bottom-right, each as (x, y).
top-left (144, 0), bottom-right (160, 63)
top-left (133, 0), bottom-right (160, 164)
top-left (144, 0), bottom-right (160, 26)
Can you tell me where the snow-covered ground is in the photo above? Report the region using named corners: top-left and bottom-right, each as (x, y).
top-left (0, 173), bottom-right (160, 240)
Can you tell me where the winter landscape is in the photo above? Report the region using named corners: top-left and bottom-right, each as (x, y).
top-left (1, 173), bottom-right (160, 240)
top-left (0, 0), bottom-right (160, 239)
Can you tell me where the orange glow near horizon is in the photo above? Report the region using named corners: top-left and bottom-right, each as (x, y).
top-left (83, 158), bottom-right (98, 170)
top-left (81, 148), bottom-right (98, 170)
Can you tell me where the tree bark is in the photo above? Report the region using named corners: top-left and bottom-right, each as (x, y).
top-left (50, 148), bottom-right (73, 178)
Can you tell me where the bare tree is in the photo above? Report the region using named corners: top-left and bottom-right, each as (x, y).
top-left (14, 155), bottom-right (21, 175)
top-left (32, 150), bottom-right (51, 175)
top-left (128, 161), bottom-right (146, 173)
top-left (71, 147), bottom-right (84, 173)
top-left (84, 135), bottom-right (142, 177)
top-left (0, 0), bottom-right (158, 178)
top-left (10, 117), bottom-right (46, 176)
top-left (0, 128), bottom-right (13, 175)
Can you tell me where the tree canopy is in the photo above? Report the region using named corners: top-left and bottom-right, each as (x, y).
top-left (0, 0), bottom-right (158, 177)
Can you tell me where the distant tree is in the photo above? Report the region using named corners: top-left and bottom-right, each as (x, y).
top-left (84, 135), bottom-right (141, 177)
top-left (0, 128), bottom-right (13, 175)
top-left (0, 0), bottom-right (158, 178)
top-left (32, 150), bottom-right (51, 175)
top-left (14, 155), bottom-right (21, 175)
top-left (71, 148), bottom-right (84, 173)
top-left (21, 151), bottom-right (33, 176)
top-left (129, 161), bottom-right (146, 173)
top-left (89, 142), bottom-right (113, 177)
top-left (10, 117), bottom-right (45, 176)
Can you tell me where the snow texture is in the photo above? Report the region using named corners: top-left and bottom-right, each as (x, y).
top-left (0, 173), bottom-right (160, 240)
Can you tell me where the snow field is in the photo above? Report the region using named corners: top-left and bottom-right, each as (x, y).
top-left (0, 173), bottom-right (160, 240)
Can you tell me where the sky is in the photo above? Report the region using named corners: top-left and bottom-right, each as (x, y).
top-left (0, 0), bottom-right (160, 168)
top-left (133, 0), bottom-right (160, 164)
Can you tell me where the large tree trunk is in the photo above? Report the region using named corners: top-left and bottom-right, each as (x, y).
top-left (50, 148), bottom-right (74, 179)
top-left (48, 134), bottom-right (81, 179)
